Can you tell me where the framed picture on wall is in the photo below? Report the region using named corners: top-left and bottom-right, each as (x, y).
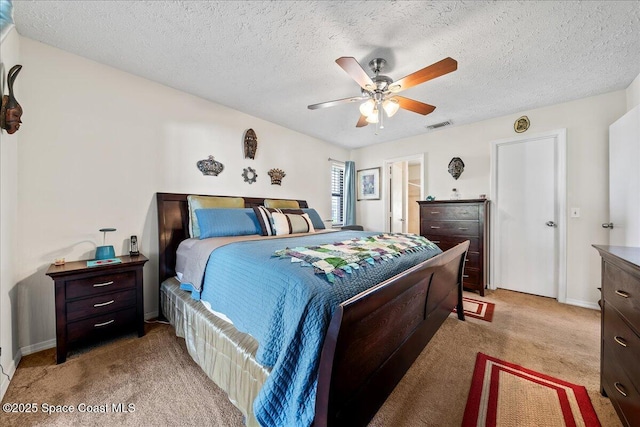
top-left (357, 167), bottom-right (381, 200)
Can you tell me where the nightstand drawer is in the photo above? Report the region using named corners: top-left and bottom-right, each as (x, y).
top-left (420, 204), bottom-right (479, 220)
top-left (463, 268), bottom-right (480, 286)
top-left (67, 307), bottom-right (136, 343)
top-left (427, 236), bottom-right (479, 253)
top-left (67, 289), bottom-right (136, 322)
top-left (66, 271), bottom-right (136, 299)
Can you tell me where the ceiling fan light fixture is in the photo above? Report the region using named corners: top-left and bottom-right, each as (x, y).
top-left (366, 108), bottom-right (379, 124)
top-left (359, 99), bottom-right (375, 116)
top-left (389, 84), bottom-right (402, 93)
top-left (383, 98), bottom-right (400, 117)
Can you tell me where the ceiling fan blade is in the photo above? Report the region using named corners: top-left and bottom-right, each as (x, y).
top-left (395, 96), bottom-right (436, 115)
top-left (336, 57), bottom-right (375, 90)
top-left (390, 57), bottom-right (457, 93)
top-left (308, 95), bottom-right (368, 110)
top-left (356, 115), bottom-right (369, 127)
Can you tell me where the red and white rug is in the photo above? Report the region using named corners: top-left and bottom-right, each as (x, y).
top-left (462, 353), bottom-right (601, 427)
top-left (453, 297), bottom-right (495, 322)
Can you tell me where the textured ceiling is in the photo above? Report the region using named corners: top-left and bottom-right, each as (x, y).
top-left (12, 1), bottom-right (640, 149)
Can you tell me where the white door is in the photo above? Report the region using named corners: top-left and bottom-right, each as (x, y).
top-left (608, 105), bottom-right (640, 246)
top-left (390, 162), bottom-right (407, 233)
top-left (491, 130), bottom-right (566, 299)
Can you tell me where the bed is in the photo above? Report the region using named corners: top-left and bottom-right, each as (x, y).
top-left (156, 192), bottom-right (469, 426)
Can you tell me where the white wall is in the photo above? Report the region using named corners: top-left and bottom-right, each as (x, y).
top-left (0, 26), bottom-right (20, 398)
top-left (351, 91), bottom-right (627, 307)
top-left (627, 72), bottom-right (640, 111)
top-left (15, 37), bottom-right (348, 353)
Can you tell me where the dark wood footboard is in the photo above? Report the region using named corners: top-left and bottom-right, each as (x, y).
top-left (314, 241), bottom-right (469, 427)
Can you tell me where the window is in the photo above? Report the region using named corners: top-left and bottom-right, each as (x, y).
top-left (331, 163), bottom-right (345, 225)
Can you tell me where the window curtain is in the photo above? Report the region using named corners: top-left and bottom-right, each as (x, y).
top-left (344, 161), bottom-right (356, 226)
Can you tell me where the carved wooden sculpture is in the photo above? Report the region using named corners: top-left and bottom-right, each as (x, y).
top-left (0, 64), bottom-right (23, 134)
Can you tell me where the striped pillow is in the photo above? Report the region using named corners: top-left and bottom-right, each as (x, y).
top-left (253, 206), bottom-right (281, 236)
top-left (271, 212), bottom-right (315, 235)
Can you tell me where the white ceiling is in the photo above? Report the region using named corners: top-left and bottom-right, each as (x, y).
top-left (11, 1), bottom-right (640, 149)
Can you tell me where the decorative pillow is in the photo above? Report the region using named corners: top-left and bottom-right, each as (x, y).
top-left (253, 206), bottom-right (281, 236)
top-left (281, 208), bottom-right (325, 230)
top-left (195, 208), bottom-right (261, 239)
top-left (271, 212), bottom-right (315, 235)
top-left (187, 195), bottom-right (244, 238)
top-left (264, 199), bottom-right (300, 209)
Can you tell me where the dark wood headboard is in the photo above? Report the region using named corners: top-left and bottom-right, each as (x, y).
top-left (156, 192), bottom-right (308, 283)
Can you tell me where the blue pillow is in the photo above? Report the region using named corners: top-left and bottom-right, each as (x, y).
top-left (195, 208), bottom-right (261, 239)
top-left (302, 208), bottom-right (325, 230)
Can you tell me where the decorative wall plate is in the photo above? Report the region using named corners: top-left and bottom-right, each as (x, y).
top-left (514, 115), bottom-right (530, 133)
top-left (242, 167), bottom-right (257, 184)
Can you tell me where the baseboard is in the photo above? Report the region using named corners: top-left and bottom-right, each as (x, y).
top-left (145, 310), bottom-right (159, 320)
top-left (20, 338), bottom-right (56, 356)
top-left (0, 348), bottom-right (22, 401)
top-left (565, 298), bottom-right (600, 310)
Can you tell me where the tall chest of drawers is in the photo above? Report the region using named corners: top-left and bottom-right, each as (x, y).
top-left (46, 255), bottom-right (148, 363)
top-left (593, 245), bottom-right (640, 427)
top-left (418, 199), bottom-right (489, 296)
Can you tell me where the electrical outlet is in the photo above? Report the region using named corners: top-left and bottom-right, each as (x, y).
top-left (571, 207), bottom-right (581, 218)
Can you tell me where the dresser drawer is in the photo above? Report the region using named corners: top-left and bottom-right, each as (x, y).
top-left (67, 289), bottom-right (137, 323)
top-left (427, 236), bottom-right (479, 253)
top-left (67, 307), bottom-right (136, 343)
top-left (422, 220), bottom-right (479, 237)
top-left (463, 268), bottom-right (480, 287)
top-left (66, 271), bottom-right (136, 300)
top-left (603, 345), bottom-right (640, 427)
top-left (603, 262), bottom-right (640, 333)
top-left (603, 302), bottom-right (640, 384)
top-left (420, 204), bottom-right (479, 220)
top-left (464, 252), bottom-right (480, 269)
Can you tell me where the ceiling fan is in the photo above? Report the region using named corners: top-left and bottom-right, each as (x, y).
top-left (308, 56), bottom-right (457, 128)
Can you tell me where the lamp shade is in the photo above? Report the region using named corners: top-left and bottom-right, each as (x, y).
top-left (383, 98), bottom-right (400, 117)
top-left (359, 99), bottom-right (375, 117)
top-left (366, 108), bottom-right (379, 124)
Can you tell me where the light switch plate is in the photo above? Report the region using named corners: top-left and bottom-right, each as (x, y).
top-left (571, 207), bottom-right (580, 218)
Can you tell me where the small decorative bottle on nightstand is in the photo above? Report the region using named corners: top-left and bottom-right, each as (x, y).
top-left (46, 254), bottom-right (148, 363)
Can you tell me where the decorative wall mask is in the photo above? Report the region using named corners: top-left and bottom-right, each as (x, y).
top-left (197, 155), bottom-right (224, 176)
top-left (243, 128), bottom-right (258, 159)
top-left (268, 168), bottom-right (286, 185)
top-left (0, 64), bottom-right (23, 134)
top-left (514, 115), bottom-right (530, 133)
top-left (242, 166), bottom-right (257, 184)
top-left (448, 157), bottom-right (465, 180)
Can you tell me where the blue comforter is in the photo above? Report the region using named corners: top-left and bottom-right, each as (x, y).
top-left (198, 231), bottom-right (442, 426)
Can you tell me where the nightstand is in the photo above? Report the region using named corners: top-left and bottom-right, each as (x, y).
top-left (46, 254), bottom-right (148, 363)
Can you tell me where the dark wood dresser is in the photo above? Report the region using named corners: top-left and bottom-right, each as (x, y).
top-left (46, 254), bottom-right (148, 363)
top-left (418, 199), bottom-right (489, 296)
top-left (593, 245), bottom-right (640, 427)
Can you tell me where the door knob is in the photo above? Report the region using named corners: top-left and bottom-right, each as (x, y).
top-left (546, 221), bottom-right (557, 227)
top-left (602, 223), bottom-right (614, 229)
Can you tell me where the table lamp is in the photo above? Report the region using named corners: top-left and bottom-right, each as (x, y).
top-left (95, 228), bottom-right (116, 260)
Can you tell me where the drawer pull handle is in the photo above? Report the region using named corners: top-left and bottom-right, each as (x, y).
top-left (430, 212), bottom-right (440, 214)
top-left (94, 319), bottom-right (115, 328)
top-left (614, 382), bottom-right (628, 397)
top-left (463, 275), bottom-right (469, 278)
top-left (430, 226), bottom-right (440, 229)
top-left (431, 240), bottom-right (440, 244)
top-left (614, 336), bottom-right (628, 347)
top-left (615, 290), bottom-right (630, 298)
top-left (459, 227), bottom-right (469, 230)
top-left (94, 300), bottom-right (115, 308)
top-left (93, 281), bottom-right (114, 288)
top-left (465, 258), bottom-right (470, 262)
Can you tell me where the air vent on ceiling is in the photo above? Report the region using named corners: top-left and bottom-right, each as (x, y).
top-left (426, 120), bottom-right (452, 130)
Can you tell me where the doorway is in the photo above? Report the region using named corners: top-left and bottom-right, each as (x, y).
top-left (384, 154), bottom-right (424, 234)
top-left (490, 129), bottom-right (567, 301)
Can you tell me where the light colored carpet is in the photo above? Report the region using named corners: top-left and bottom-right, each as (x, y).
top-left (1, 289), bottom-right (622, 426)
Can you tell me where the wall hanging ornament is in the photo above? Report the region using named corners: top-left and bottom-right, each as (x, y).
top-left (448, 157), bottom-right (465, 180)
top-left (0, 64), bottom-right (23, 134)
top-left (514, 115), bottom-right (530, 133)
top-left (268, 168), bottom-right (286, 185)
top-left (243, 128), bottom-right (258, 159)
top-left (242, 166), bottom-right (257, 184)
top-left (197, 155), bottom-right (224, 176)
